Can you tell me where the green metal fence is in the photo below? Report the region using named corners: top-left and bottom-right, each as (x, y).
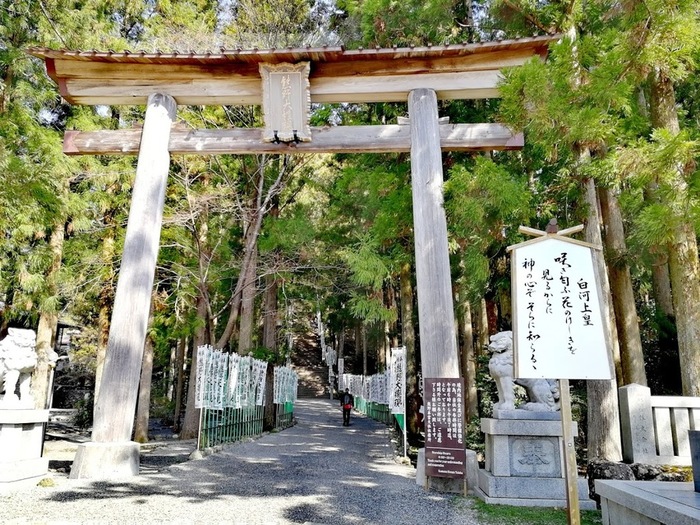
top-left (198, 403), bottom-right (296, 450)
top-left (199, 405), bottom-right (264, 449)
top-left (275, 402), bottom-right (295, 430)
top-left (354, 396), bottom-right (392, 425)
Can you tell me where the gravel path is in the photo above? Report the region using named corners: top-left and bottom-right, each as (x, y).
top-left (2, 399), bottom-right (480, 525)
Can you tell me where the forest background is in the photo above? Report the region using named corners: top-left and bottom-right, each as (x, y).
top-left (2, 0), bottom-right (700, 465)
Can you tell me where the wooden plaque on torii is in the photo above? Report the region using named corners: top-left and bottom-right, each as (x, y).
top-left (259, 62), bottom-right (312, 143)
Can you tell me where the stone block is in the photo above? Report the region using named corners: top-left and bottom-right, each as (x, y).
top-left (416, 448), bottom-right (426, 487)
top-left (0, 457), bottom-right (49, 493)
top-left (483, 418), bottom-right (569, 479)
top-left (0, 409), bottom-right (49, 424)
top-left (596, 480), bottom-right (700, 525)
top-left (70, 441), bottom-right (140, 479)
top-left (690, 430), bottom-right (700, 492)
top-left (481, 417), bottom-right (576, 437)
top-left (465, 449), bottom-right (478, 494)
top-left (0, 410), bottom-right (49, 462)
top-left (427, 476), bottom-right (468, 494)
top-left (489, 434), bottom-right (511, 476)
top-left (477, 470), bottom-right (597, 510)
top-left (478, 469), bottom-right (589, 499)
top-left (493, 409), bottom-right (561, 420)
top-left (619, 383), bottom-right (656, 463)
top-left (0, 409), bottom-right (49, 489)
top-left (0, 457), bottom-right (49, 483)
top-left (418, 447), bottom-right (479, 495)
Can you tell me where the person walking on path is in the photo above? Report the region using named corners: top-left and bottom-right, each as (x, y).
top-left (340, 387), bottom-right (354, 426)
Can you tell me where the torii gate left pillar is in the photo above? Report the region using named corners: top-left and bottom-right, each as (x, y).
top-left (71, 94), bottom-right (177, 478)
top-left (409, 88), bottom-right (460, 380)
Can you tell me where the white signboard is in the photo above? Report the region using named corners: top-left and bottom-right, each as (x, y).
top-left (337, 358), bottom-right (344, 390)
top-left (512, 237), bottom-right (612, 380)
top-left (195, 346), bottom-right (270, 409)
top-left (389, 347), bottom-right (406, 415)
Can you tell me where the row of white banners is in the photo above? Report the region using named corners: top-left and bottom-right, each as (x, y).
top-left (340, 346), bottom-right (406, 415)
top-left (195, 345), bottom-right (298, 409)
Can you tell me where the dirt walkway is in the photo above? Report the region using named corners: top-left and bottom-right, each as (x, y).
top-left (3, 399), bottom-right (481, 524)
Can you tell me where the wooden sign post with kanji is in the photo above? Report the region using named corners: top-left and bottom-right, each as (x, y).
top-left (508, 220), bottom-right (614, 525)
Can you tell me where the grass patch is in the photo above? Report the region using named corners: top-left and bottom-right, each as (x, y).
top-left (37, 477), bottom-right (56, 488)
top-left (472, 499), bottom-right (602, 525)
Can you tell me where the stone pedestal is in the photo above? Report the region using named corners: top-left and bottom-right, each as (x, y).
top-left (690, 430), bottom-right (700, 492)
top-left (0, 409), bottom-right (49, 492)
top-left (477, 416), bottom-right (596, 509)
top-left (70, 441), bottom-right (140, 479)
top-left (416, 447), bottom-right (479, 495)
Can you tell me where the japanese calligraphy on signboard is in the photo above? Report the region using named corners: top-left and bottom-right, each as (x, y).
top-left (511, 237), bottom-right (612, 380)
top-left (424, 377), bottom-right (466, 479)
top-left (195, 345), bottom-right (269, 409)
top-left (337, 358), bottom-right (344, 390)
top-left (260, 62), bottom-right (311, 143)
top-left (389, 347), bottom-right (406, 415)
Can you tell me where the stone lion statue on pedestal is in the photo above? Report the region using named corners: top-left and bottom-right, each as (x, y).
top-left (488, 330), bottom-right (560, 413)
top-left (0, 328), bottom-right (38, 408)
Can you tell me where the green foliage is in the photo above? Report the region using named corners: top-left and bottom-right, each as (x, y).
top-left (249, 345), bottom-right (281, 363)
top-left (445, 156), bottom-right (532, 302)
top-left (37, 477), bottom-right (56, 488)
top-left (342, 238), bottom-right (391, 290)
top-left (150, 396), bottom-right (175, 425)
top-left (4, 0), bottom-right (700, 425)
top-left (469, 499), bottom-right (602, 525)
top-left (72, 395), bottom-right (94, 429)
top-left (336, 0), bottom-right (471, 47)
top-left (464, 415), bottom-right (485, 457)
top-left (638, 305), bottom-right (682, 395)
top-left (221, 0), bottom-right (336, 48)
top-left (616, 129), bottom-right (700, 247)
top-left (499, 38), bottom-right (627, 159)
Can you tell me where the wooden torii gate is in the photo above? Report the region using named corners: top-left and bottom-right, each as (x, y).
top-left (30, 36), bottom-right (556, 478)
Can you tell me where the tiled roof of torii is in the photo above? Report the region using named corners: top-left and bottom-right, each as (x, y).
top-left (28, 35), bottom-right (561, 106)
top-left (28, 35), bottom-right (558, 65)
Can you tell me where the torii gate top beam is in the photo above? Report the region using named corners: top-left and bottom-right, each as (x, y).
top-left (28, 36), bottom-right (558, 107)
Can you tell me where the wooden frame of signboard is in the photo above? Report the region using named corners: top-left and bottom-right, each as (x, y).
top-left (507, 222), bottom-right (614, 525)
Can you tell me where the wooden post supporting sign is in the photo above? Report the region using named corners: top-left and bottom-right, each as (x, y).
top-left (559, 378), bottom-right (581, 525)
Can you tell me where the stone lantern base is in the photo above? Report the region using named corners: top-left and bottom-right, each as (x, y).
top-left (0, 409), bottom-right (49, 492)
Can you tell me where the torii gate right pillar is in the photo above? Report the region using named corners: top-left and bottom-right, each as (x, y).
top-left (408, 88), bottom-right (460, 380)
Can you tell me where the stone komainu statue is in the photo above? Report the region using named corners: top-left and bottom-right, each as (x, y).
top-left (0, 328), bottom-right (38, 408)
top-left (488, 330), bottom-right (560, 412)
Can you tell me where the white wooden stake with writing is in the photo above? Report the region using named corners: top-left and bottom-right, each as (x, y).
top-left (507, 221), bottom-right (613, 525)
